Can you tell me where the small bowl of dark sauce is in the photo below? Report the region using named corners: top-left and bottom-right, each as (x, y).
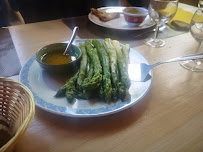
top-left (36, 43), bottom-right (82, 74)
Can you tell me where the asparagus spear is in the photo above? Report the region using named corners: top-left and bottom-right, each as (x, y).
top-left (108, 40), bottom-right (124, 100)
top-left (103, 38), bottom-right (119, 99)
top-left (55, 72), bottom-right (78, 102)
top-left (77, 59), bottom-right (93, 99)
top-left (65, 72), bottom-right (79, 102)
top-left (111, 40), bottom-right (131, 89)
top-left (77, 42), bottom-right (88, 90)
top-left (82, 40), bottom-right (102, 90)
top-left (74, 42), bottom-right (89, 99)
top-left (122, 44), bottom-right (130, 65)
top-left (83, 58), bottom-right (94, 84)
top-left (92, 39), bottom-right (112, 102)
top-left (54, 84), bottom-right (67, 97)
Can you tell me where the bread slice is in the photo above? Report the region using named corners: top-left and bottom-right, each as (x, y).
top-left (90, 8), bottom-right (120, 22)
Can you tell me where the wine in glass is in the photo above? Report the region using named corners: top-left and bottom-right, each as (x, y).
top-left (180, 9), bottom-right (203, 72)
top-left (145, 0), bottom-right (178, 48)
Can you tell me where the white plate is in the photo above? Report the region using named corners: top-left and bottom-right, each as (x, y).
top-left (19, 39), bottom-right (152, 117)
top-left (88, 7), bottom-right (155, 30)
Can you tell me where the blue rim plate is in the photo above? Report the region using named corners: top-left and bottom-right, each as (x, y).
top-left (19, 39), bottom-right (152, 117)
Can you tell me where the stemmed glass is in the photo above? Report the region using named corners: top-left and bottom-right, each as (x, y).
top-left (145, 0), bottom-right (178, 48)
top-left (180, 9), bottom-right (203, 72)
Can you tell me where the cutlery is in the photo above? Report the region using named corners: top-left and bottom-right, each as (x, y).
top-left (63, 26), bottom-right (79, 55)
top-left (128, 53), bottom-right (203, 81)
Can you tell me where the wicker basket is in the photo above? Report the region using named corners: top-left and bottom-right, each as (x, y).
top-left (0, 77), bottom-right (35, 152)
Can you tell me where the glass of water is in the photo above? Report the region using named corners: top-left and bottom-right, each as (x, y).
top-left (180, 9), bottom-right (203, 72)
top-left (145, 0), bottom-right (178, 48)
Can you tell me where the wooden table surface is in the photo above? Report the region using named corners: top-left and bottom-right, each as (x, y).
top-left (4, 3), bottom-right (203, 152)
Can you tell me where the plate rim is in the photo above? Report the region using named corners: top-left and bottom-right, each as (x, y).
top-left (88, 6), bottom-right (156, 31)
top-left (19, 39), bottom-right (152, 118)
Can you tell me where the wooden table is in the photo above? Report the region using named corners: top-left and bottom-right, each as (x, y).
top-left (4, 3), bottom-right (203, 152)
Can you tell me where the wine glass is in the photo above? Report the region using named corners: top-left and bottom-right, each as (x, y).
top-left (180, 9), bottom-right (203, 72)
top-left (145, 0), bottom-right (178, 48)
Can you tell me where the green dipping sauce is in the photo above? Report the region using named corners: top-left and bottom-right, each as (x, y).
top-left (41, 52), bottom-right (74, 65)
top-left (125, 8), bottom-right (142, 14)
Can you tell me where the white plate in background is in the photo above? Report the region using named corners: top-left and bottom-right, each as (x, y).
top-left (88, 7), bottom-right (155, 30)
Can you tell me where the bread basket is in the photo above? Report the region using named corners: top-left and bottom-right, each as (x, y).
top-left (0, 77), bottom-right (35, 152)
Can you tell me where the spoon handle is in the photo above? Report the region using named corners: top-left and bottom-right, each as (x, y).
top-left (152, 53), bottom-right (203, 68)
top-left (63, 26), bottom-right (79, 55)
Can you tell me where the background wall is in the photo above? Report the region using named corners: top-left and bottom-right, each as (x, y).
top-left (179, 0), bottom-right (199, 6)
top-left (0, 0), bottom-right (200, 27)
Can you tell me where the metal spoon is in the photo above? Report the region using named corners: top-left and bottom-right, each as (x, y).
top-left (63, 26), bottom-right (79, 55)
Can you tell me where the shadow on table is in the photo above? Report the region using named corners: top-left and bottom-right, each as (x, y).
top-left (62, 16), bottom-right (188, 48)
top-left (0, 28), bottom-right (21, 77)
top-left (62, 16), bottom-right (154, 48)
top-left (35, 89), bottom-right (152, 137)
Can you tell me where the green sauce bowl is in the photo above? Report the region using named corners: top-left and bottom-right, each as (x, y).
top-left (36, 43), bottom-right (82, 74)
